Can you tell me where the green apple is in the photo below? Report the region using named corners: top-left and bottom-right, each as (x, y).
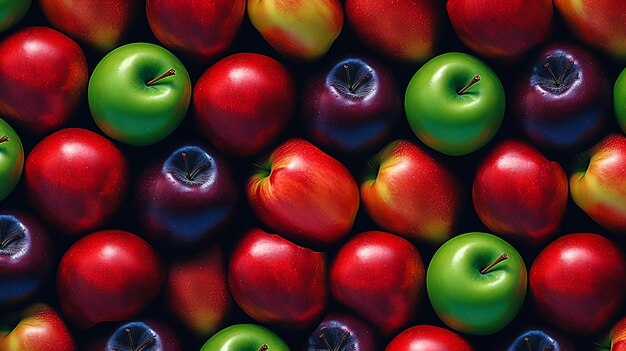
top-left (200, 324), bottom-right (289, 351)
top-left (88, 42), bottom-right (191, 146)
top-left (614, 67), bottom-right (626, 134)
top-left (0, 0), bottom-right (30, 33)
top-left (405, 52), bottom-right (505, 156)
top-left (0, 117), bottom-right (23, 202)
top-left (426, 232), bottom-right (527, 335)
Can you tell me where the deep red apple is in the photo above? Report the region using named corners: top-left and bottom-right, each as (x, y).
top-left (135, 144), bottom-right (238, 249)
top-left (0, 303), bottom-right (76, 351)
top-left (228, 228), bottom-right (327, 330)
top-left (472, 140), bottom-right (568, 245)
top-left (530, 233), bottom-right (626, 336)
top-left (165, 245), bottom-right (231, 337)
top-left (39, 0), bottom-right (138, 51)
top-left (193, 53), bottom-right (296, 157)
top-left (146, 0), bottom-right (245, 62)
top-left (446, 0), bottom-right (553, 60)
top-left (512, 42), bottom-right (610, 150)
top-left (330, 231), bottom-right (425, 335)
top-left (57, 229), bottom-right (165, 329)
top-left (0, 212), bottom-right (53, 306)
top-left (385, 325), bottom-right (474, 351)
top-left (345, 0), bottom-right (442, 62)
top-left (247, 138), bottom-right (360, 247)
top-left (0, 26), bottom-right (87, 135)
top-left (25, 128), bottom-right (128, 235)
top-left (361, 140), bottom-right (462, 244)
top-left (302, 57), bottom-right (401, 154)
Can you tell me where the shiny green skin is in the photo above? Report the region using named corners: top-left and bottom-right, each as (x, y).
top-left (614, 68), bottom-right (626, 134)
top-left (88, 42), bottom-right (191, 146)
top-left (405, 52), bottom-right (505, 156)
top-left (426, 232), bottom-right (527, 336)
top-left (200, 324), bottom-right (289, 351)
top-left (0, 0), bottom-right (30, 32)
top-left (0, 118), bottom-right (23, 202)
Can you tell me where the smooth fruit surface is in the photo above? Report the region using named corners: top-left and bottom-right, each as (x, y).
top-left (0, 118), bottom-right (23, 202)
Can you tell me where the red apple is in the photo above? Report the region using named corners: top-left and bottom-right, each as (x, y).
top-left (472, 140), bottom-right (568, 245)
top-left (25, 128), bottom-right (128, 235)
top-left (0, 303), bottom-right (76, 351)
top-left (570, 134), bottom-right (626, 232)
top-left (345, 0), bottom-right (442, 62)
top-left (146, 0), bottom-right (245, 62)
top-left (247, 138), bottom-right (359, 247)
top-left (330, 231), bottom-right (425, 335)
top-left (554, 0), bottom-right (626, 60)
top-left (0, 26), bottom-right (87, 135)
top-left (446, 0), bottom-right (553, 60)
top-left (193, 53), bottom-right (296, 157)
top-left (361, 140), bottom-right (462, 244)
top-left (57, 230), bottom-right (165, 329)
top-left (599, 316), bottom-right (626, 351)
top-left (530, 233), bottom-right (626, 336)
top-left (385, 325), bottom-right (474, 351)
top-left (228, 228), bottom-right (327, 330)
top-left (165, 245), bottom-right (231, 337)
top-left (39, 0), bottom-right (138, 51)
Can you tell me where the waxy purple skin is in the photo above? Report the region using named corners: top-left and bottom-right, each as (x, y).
top-left (0, 213), bottom-right (53, 305)
top-left (87, 320), bottom-right (181, 351)
top-left (136, 145), bottom-right (238, 249)
top-left (302, 57), bottom-right (401, 154)
top-left (504, 327), bottom-right (577, 351)
top-left (513, 42), bottom-right (610, 150)
top-left (307, 313), bottom-right (377, 351)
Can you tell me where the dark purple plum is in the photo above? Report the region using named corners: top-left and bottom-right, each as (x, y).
top-left (88, 321), bottom-right (181, 351)
top-left (505, 328), bottom-right (577, 351)
top-left (307, 312), bottom-right (376, 351)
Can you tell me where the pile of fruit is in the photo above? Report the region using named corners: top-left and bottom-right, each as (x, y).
top-left (2, 0), bottom-right (626, 350)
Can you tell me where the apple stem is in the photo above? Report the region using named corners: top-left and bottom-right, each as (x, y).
top-left (524, 337), bottom-right (532, 351)
top-left (480, 253), bottom-right (509, 274)
top-left (343, 64), bottom-right (370, 93)
top-left (457, 75), bottom-right (480, 94)
top-left (543, 345), bottom-right (554, 351)
top-left (259, 344), bottom-right (269, 351)
top-left (124, 327), bottom-right (156, 351)
top-left (0, 229), bottom-right (21, 249)
top-left (558, 59), bottom-right (575, 85)
top-left (543, 63), bottom-right (561, 87)
top-left (0, 135), bottom-right (8, 143)
top-left (319, 331), bottom-right (350, 351)
top-left (145, 68), bottom-right (176, 86)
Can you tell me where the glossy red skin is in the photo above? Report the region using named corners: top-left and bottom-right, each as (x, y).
top-left (555, 0), bottom-right (626, 60)
top-left (146, 0), bottom-right (245, 61)
top-left (247, 138), bottom-right (360, 247)
top-left (530, 233), bottom-right (626, 336)
top-left (0, 26), bottom-right (87, 135)
top-left (25, 128), bottom-right (128, 235)
top-left (0, 303), bottom-right (76, 351)
top-left (0, 213), bottom-right (53, 305)
top-left (330, 231), bottom-right (425, 335)
top-left (193, 53), bottom-right (296, 156)
top-left (166, 245), bottom-right (231, 337)
top-left (472, 140), bottom-right (568, 245)
top-left (40, 0), bottom-right (137, 51)
top-left (385, 325), bottom-right (474, 351)
top-left (228, 228), bottom-right (327, 330)
top-left (361, 140), bottom-right (462, 244)
top-left (512, 43), bottom-right (610, 150)
top-left (57, 230), bottom-right (165, 329)
top-left (345, 0), bottom-right (441, 62)
top-left (446, 0), bottom-right (553, 60)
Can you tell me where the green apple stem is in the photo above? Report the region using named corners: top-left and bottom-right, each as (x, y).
top-left (480, 253), bottom-right (509, 274)
top-left (125, 327), bottom-right (156, 351)
top-left (259, 344), bottom-right (269, 351)
top-left (319, 331), bottom-right (350, 351)
top-left (145, 68), bottom-right (176, 86)
top-left (180, 152), bottom-right (209, 181)
top-left (0, 229), bottom-right (21, 249)
top-left (0, 135), bottom-right (8, 144)
top-left (457, 75), bottom-right (481, 94)
top-left (343, 64), bottom-right (370, 93)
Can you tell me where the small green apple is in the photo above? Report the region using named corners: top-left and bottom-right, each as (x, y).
top-left (426, 232), bottom-right (527, 335)
top-left (0, 0), bottom-right (30, 33)
top-left (614, 67), bottom-right (626, 134)
top-left (0, 117), bottom-right (23, 202)
top-left (405, 52), bottom-right (505, 156)
top-left (88, 42), bottom-right (191, 146)
top-left (200, 324), bottom-right (289, 351)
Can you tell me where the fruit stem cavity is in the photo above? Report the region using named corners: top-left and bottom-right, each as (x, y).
top-left (146, 68), bottom-right (176, 86)
top-left (457, 75), bottom-right (480, 94)
top-left (480, 253), bottom-right (509, 274)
